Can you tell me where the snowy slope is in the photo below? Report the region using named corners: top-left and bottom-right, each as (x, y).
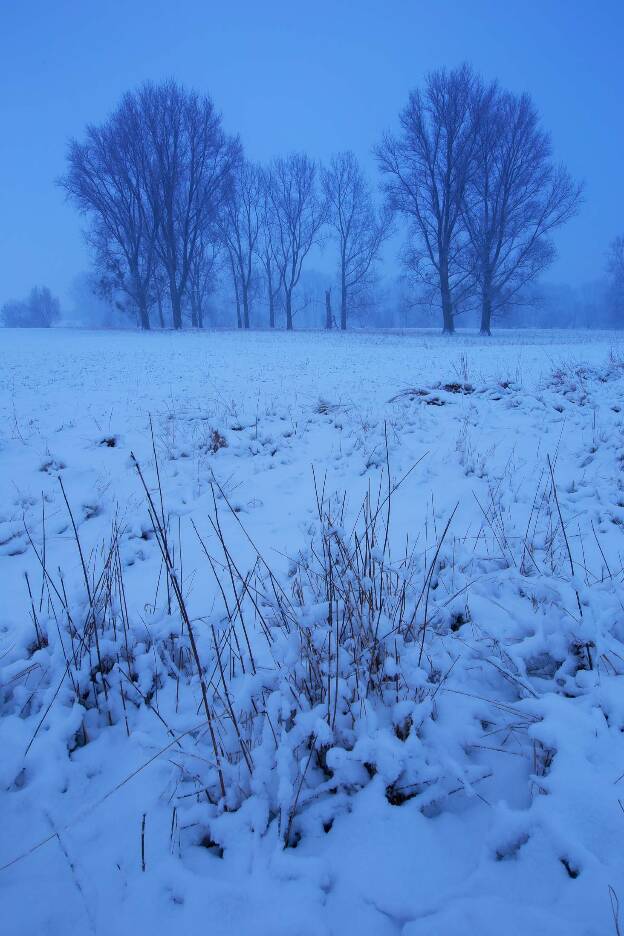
top-left (1, 327), bottom-right (624, 935)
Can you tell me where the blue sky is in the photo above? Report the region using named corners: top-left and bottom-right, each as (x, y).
top-left (1, 0), bottom-right (622, 307)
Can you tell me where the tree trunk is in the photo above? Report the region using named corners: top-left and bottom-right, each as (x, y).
top-left (132, 270), bottom-right (151, 330)
top-left (480, 275), bottom-right (492, 336)
top-left (242, 286), bottom-right (250, 329)
top-left (197, 304), bottom-right (204, 329)
top-left (157, 296), bottom-right (165, 329)
top-left (169, 281), bottom-right (182, 330)
top-left (285, 290), bottom-right (293, 331)
top-left (440, 267), bottom-right (454, 334)
top-left (340, 274), bottom-right (347, 331)
top-left (138, 300), bottom-right (150, 330)
top-left (325, 289), bottom-right (332, 329)
top-left (480, 296), bottom-right (492, 336)
top-left (267, 268), bottom-right (275, 328)
top-left (442, 300), bottom-right (454, 334)
top-left (232, 273), bottom-right (242, 328)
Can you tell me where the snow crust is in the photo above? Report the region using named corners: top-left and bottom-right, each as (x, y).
top-left (2, 327), bottom-right (624, 935)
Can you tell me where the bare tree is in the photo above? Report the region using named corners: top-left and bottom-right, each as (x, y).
top-left (1, 300), bottom-right (28, 328)
top-left (256, 172), bottom-right (281, 328)
top-left (187, 232), bottom-right (220, 328)
top-left (325, 288), bottom-right (333, 329)
top-left (322, 151), bottom-right (390, 330)
top-left (608, 237), bottom-right (624, 283)
top-left (152, 265), bottom-right (169, 328)
top-left (139, 80), bottom-right (240, 329)
top-left (377, 64), bottom-right (480, 334)
top-left (226, 246), bottom-right (243, 328)
top-left (60, 95), bottom-right (159, 329)
top-left (1, 286), bottom-right (61, 328)
top-left (219, 161), bottom-right (262, 328)
top-left (607, 235), bottom-right (624, 323)
top-left (88, 222), bottom-right (157, 329)
top-left (267, 154), bottom-right (325, 330)
top-left (463, 88), bottom-right (582, 335)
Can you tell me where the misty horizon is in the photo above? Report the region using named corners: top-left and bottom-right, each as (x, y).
top-left (2, 0), bottom-right (623, 310)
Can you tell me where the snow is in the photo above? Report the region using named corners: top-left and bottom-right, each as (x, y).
top-left (2, 326), bottom-right (624, 935)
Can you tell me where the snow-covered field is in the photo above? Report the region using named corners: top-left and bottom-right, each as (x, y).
top-left (2, 326), bottom-right (624, 935)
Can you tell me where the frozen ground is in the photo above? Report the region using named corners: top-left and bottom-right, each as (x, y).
top-left (2, 326), bottom-right (624, 935)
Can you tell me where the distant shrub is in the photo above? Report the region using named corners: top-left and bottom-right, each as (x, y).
top-left (1, 286), bottom-right (61, 327)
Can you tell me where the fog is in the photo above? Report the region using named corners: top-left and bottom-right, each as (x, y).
top-left (1, 0), bottom-right (623, 335)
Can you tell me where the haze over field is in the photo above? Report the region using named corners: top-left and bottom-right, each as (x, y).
top-left (1, 1), bottom-right (624, 331)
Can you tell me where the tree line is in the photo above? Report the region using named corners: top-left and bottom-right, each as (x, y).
top-left (57, 81), bottom-right (389, 334)
top-left (50, 65), bottom-right (585, 334)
